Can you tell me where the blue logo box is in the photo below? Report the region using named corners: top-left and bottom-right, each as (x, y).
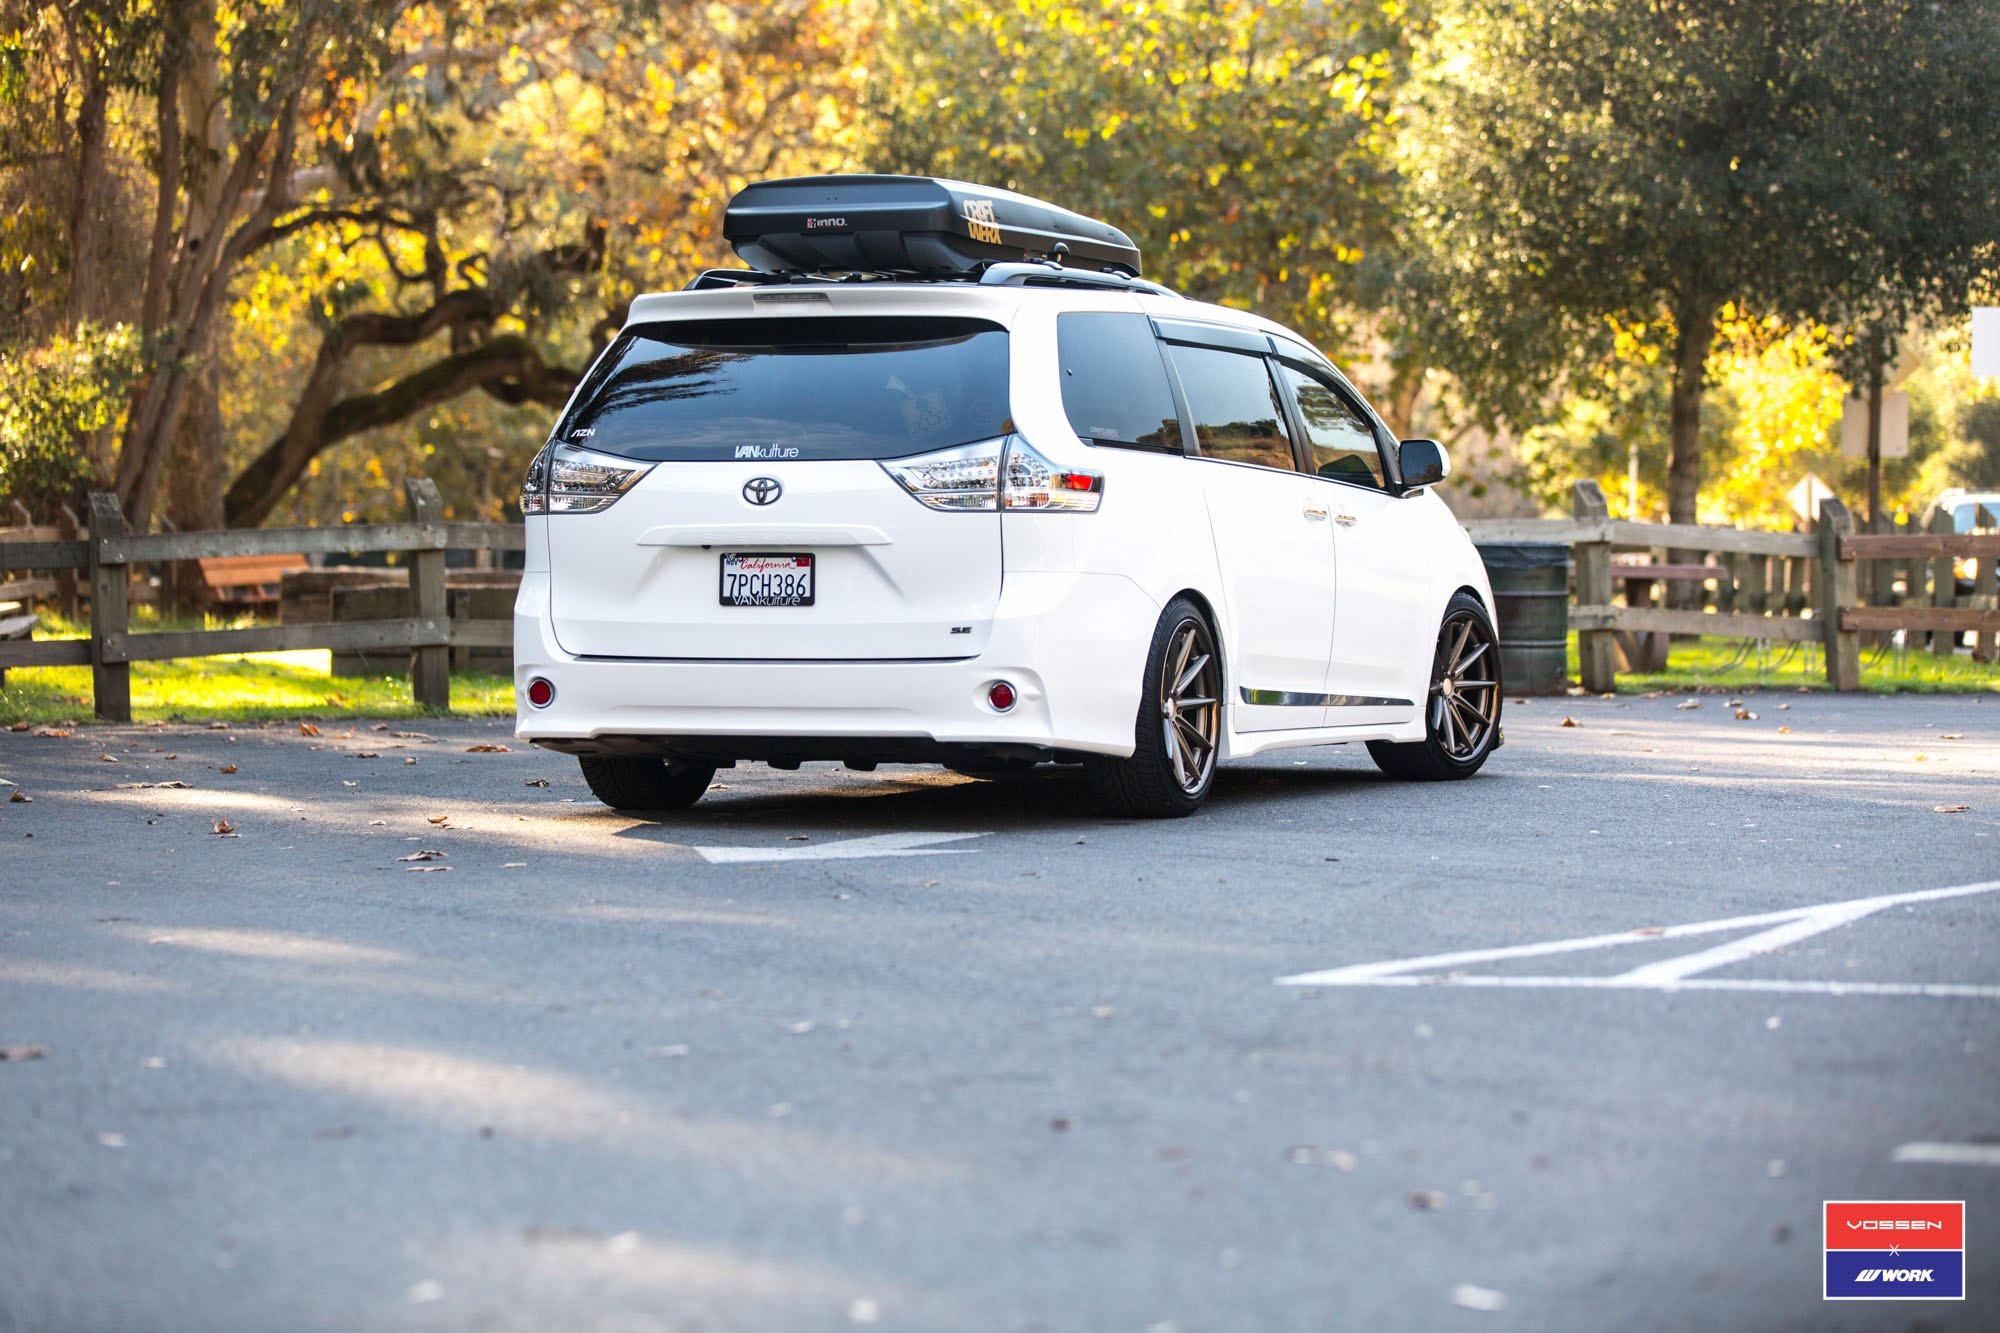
top-left (1825, 1249), bottom-right (1965, 1300)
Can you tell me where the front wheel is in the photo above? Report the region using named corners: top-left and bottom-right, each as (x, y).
top-left (1084, 597), bottom-right (1221, 817)
top-left (1367, 592), bottom-right (1502, 781)
top-left (578, 755), bottom-right (719, 811)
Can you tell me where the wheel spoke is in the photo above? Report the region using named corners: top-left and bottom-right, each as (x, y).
top-left (1175, 694), bottom-right (1217, 710)
top-left (1439, 694), bottom-right (1460, 752)
top-left (1175, 651), bottom-right (1211, 695)
top-left (1453, 679), bottom-right (1496, 690)
top-left (1162, 716), bottom-right (1186, 783)
top-left (1445, 619), bottom-right (1472, 672)
top-left (1454, 640), bottom-right (1489, 674)
top-left (1169, 628), bottom-right (1195, 694)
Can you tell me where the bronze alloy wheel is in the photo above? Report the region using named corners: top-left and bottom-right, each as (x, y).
top-left (1367, 591), bottom-right (1503, 781)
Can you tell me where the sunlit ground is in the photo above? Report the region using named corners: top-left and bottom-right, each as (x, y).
top-left (0, 650), bottom-right (512, 725)
top-left (1570, 634), bottom-right (2000, 695)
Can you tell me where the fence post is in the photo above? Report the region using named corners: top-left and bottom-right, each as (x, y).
top-left (1572, 479), bottom-right (1616, 693)
top-left (1977, 505), bottom-right (1999, 663)
top-left (404, 478), bottom-right (449, 710)
top-left (1816, 497), bottom-right (1860, 690)
top-left (1929, 508), bottom-right (1955, 658)
top-left (86, 491), bottom-right (131, 722)
top-left (56, 503), bottom-right (81, 621)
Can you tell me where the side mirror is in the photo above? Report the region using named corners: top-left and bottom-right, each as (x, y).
top-left (1398, 438), bottom-right (1450, 491)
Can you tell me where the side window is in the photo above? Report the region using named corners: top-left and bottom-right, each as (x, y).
top-left (1278, 363), bottom-right (1387, 488)
top-left (1166, 344), bottom-right (1296, 472)
top-left (1056, 312), bottom-right (1181, 450)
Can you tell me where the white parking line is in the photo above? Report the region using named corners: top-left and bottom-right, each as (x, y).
top-left (692, 831), bottom-right (987, 864)
top-left (1893, 1143), bottom-right (2000, 1167)
top-left (1277, 879), bottom-right (2000, 996)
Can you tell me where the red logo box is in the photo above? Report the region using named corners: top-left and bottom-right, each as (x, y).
top-left (1826, 1201), bottom-right (1964, 1250)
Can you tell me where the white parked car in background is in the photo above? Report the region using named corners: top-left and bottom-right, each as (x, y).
top-left (515, 176), bottom-right (1500, 817)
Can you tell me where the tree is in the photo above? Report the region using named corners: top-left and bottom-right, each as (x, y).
top-left (1396, 0), bottom-right (2000, 544)
top-left (1, 0), bottom-right (871, 533)
top-left (868, 0), bottom-right (1411, 369)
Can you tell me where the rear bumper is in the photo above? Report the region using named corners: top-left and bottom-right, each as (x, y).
top-left (512, 570), bottom-right (1159, 758)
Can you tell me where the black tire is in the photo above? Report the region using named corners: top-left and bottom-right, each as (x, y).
top-left (1084, 597), bottom-right (1222, 818)
top-left (1367, 591), bottom-right (1503, 781)
top-left (577, 755), bottom-right (718, 811)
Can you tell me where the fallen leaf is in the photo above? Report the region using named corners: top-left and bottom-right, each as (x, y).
top-left (349, 752), bottom-right (379, 759)
top-left (1726, 698), bottom-right (1744, 707)
top-left (97, 753), bottom-right (118, 763)
top-left (34, 727), bottom-right (71, 737)
top-left (368, 819), bottom-right (386, 826)
top-left (218, 764), bottom-right (237, 774)
top-left (465, 744), bottom-right (510, 753)
top-left (0, 1044), bottom-right (47, 1060)
top-left (426, 815), bottom-right (450, 825)
top-left (210, 818), bottom-right (237, 836)
top-left (7, 791), bottom-right (28, 803)
top-left (1777, 703), bottom-right (1792, 711)
top-left (523, 778), bottom-right (550, 788)
top-left (299, 722), bottom-right (321, 737)
top-left (404, 757), bottom-right (417, 765)
top-left (1559, 716), bottom-right (1579, 728)
top-left (1914, 754), bottom-right (1929, 762)
top-left (1934, 805), bottom-right (1970, 814)
top-left (1675, 700), bottom-right (1702, 711)
top-left (208, 721), bottom-right (230, 730)
top-left (113, 780), bottom-right (191, 790)
top-left (1409, 1190), bottom-right (1448, 1211)
top-left (786, 834), bottom-right (810, 842)
top-left (336, 727), bottom-right (356, 739)
top-left (163, 753), bottom-right (176, 759)
top-left (397, 850), bottom-right (448, 862)
top-left (1777, 726), bottom-right (1791, 734)
top-left (500, 862), bottom-right (527, 869)
top-left (7, 721), bottom-right (28, 732)
top-left (1632, 926), bottom-right (1666, 936)
top-left (372, 723), bottom-right (389, 732)
top-left (1733, 709), bottom-right (1758, 720)
top-left (1940, 732), bottom-right (1964, 740)
top-left (405, 865), bottom-right (452, 873)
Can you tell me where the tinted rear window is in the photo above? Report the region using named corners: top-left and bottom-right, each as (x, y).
top-left (1056, 312), bottom-right (1182, 450)
top-left (558, 316), bottom-right (1011, 461)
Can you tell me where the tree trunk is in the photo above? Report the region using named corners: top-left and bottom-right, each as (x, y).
top-left (1665, 302), bottom-right (1711, 609)
top-left (64, 65), bottom-right (110, 327)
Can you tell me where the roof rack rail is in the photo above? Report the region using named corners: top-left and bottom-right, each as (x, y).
top-left (977, 262), bottom-right (1179, 298)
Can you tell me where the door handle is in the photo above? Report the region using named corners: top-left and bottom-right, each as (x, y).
top-left (1334, 513), bottom-right (1358, 527)
top-left (1303, 506), bottom-right (1329, 521)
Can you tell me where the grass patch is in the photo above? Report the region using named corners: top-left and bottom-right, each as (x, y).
top-left (1566, 634), bottom-right (2000, 695)
top-left (0, 610), bottom-right (512, 724)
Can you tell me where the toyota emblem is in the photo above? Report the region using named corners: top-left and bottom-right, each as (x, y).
top-left (742, 476), bottom-right (782, 506)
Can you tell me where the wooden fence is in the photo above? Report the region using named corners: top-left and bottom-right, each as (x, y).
top-left (0, 480), bottom-right (523, 721)
top-left (1462, 481), bottom-right (2000, 691)
top-left (4, 477), bottom-right (1998, 717)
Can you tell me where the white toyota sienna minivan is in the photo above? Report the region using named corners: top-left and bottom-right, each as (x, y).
top-left (515, 176), bottom-right (1500, 817)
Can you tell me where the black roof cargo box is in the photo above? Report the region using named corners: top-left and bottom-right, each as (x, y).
top-left (724, 175), bottom-right (1143, 278)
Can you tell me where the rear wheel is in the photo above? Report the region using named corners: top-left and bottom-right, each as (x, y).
top-left (1367, 591), bottom-right (1502, 781)
top-left (578, 755), bottom-right (719, 811)
top-left (1084, 597), bottom-right (1221, 818)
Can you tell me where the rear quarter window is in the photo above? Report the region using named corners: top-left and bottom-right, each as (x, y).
top-left (1056, 312), bottom-right (1182, 450)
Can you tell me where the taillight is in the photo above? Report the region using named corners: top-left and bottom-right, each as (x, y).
top-left (1003, 440), bottom-right (1103, 512)
top-left (520, 442), bottom-right (652, 515)
top-left (880, 437), bottom-right (1102, 513)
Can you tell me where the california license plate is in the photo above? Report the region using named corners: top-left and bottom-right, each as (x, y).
top-left (719, 552), bottom-right (815, 607)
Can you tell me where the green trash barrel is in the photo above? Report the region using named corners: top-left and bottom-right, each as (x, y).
top-left (1474, 543), bottom-right (1571, 696)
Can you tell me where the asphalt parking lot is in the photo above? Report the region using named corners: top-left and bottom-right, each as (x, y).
top-left (2, 691), bottom-right (1997, 1332)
